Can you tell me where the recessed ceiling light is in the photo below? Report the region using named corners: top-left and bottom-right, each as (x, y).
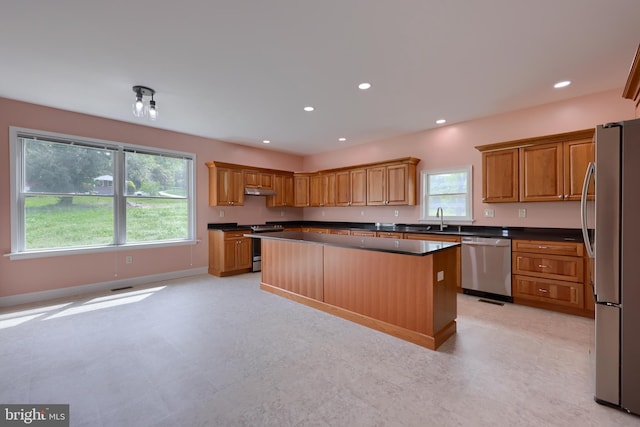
top-left (338, 137), bottom-right (346, 142)
top-left (554, 80), bottom-right (571, 89)
top-left (262, 140), bottom-right (270, 144)
top-left (303, 106), bottom-right (315, 112)
top-left (358, 82), bottom-right (371, 90)
top-left (436, 119), bottom-right (446, 125)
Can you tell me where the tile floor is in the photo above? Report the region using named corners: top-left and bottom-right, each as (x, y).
top-left (1, 273), bottom-right (639, 427)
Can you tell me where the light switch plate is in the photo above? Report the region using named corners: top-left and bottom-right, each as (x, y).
top-left (484, 208), bottom-right (494, 217)
top-left (519, 208), bottom-right (526, 218)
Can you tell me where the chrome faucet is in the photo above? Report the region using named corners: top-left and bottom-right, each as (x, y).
top-left (436, 207), bottom-right (446, 231)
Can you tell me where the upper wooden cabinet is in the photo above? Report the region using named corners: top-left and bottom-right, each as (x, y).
top-left (267, 173), bottom-right (294, 207)
top-left (206, 162), bottom-right (244, 206)
top-left (294, 174), bottom-right (311, 207)
top-left (310, 173), bottom-right (336, 207)
top-left (476, 129), bottom-right (594, 203)
top-left (520, 143), bottom-right (564, 202)
top-left (482, 149), bottom-right (519, 203)
top-left (244, 169), bottom-right (274, 190)
top-left (366, 160), bottom-right (418, 206)
top-left (336, 169), bottom-right (367, 206)
top-left (564, 138), bottom-right (595, 201)
top-left (207, 157), bottom-right (420, 208)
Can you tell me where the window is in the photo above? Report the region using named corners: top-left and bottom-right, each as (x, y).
top-left (420, 165), bottom-right (473, 223)
top-left (10, 127), bottom-right (195, 258)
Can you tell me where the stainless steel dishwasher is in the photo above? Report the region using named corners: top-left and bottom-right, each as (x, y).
top-left (461, 236), bottom-right (512, 302)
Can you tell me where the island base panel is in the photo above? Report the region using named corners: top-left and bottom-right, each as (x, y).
top-left (260, 282), bottom-right (456, 350)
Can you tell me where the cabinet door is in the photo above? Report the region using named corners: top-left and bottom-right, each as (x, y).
top-left (223, 239), bottom-right (239, 271)
top-left (366, 166), bottom-right (386, 205)
top-left (513, 275), bottom-right (584, 309)
top-left (294, 175), bottom-right (310, 207)
top-left (350, 169), bottom-right (367, 206)
top-left (322, 173), bottom-right (336, 207)
top-left (563, 139), bottom-right (594, 201)
top-left (335, 171), bottom-right (351, 206)
top-left (267, 175), bottom-right (284, 207)
top-left (512, 252), bottom-right (584, 283)
top-left (386, 163), bottom-right (409, 205)
top-left (309, 174), bottom-right (323, 207)
top-left (283, 175), bottom-right (294, 206)
top-left (236, 238), bottom-right (252, 269)
top-left (519, 143), bottom-right (564, 202)
top-left (214, 167), bottom-right (244, 206)
top-left (482, 149), bottom-right (519, 203)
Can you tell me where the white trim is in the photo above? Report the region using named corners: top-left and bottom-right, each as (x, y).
top-left (4, 239), bottom-right (200, 260)
top-left (0, 267), bottom-right (208, 308)
top-left (9, 126), bottom-right (196, 256)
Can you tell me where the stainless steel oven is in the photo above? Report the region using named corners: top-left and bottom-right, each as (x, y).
top-left (250, 225), bottom-right (284, 272)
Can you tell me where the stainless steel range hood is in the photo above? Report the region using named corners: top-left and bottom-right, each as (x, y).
top-left (244, 187), bottom-right (277, 196)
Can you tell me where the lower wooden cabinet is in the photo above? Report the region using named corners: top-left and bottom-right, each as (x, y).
top-left (350, 230), bottom-right (376, 237)
top-left (512, 239), bottom-right (592, 317)
top-left (208, 230), bottom-right (252, 277)
top-left (376, 231), bottom-right (404, 239)
top-left (512, 275), bottom-right (583, 309)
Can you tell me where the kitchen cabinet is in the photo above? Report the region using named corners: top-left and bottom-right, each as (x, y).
top-left (267, 173), bottom-right (294, 207)
top-left (336, 168), bottom-right (367, 206)
top-left (208, 230), bottom-right (252, 277)
top-left (366, 161), bottom-right (417, 206)
top-left (405, 233), bottom-right (461, 290)
top-left (310, 173), bottom-right (336, 207)
top-left (481, 149), bottom-right (519, 203)
top-left (563, 138), bottom-right (595, 201)
top-left (375, 231), bottom-right (404, 239)
top-left (244, 169), bottom-right (274, 190)
top-left (350, 230), bottom-right (376, 237)
top-left (512, 239), bottom-right (590, 316)
top-left (476, 129), bottom-right (594, 203)
top-left (206, 162), bottom-right (244, 206)
top-left (302, 227), bottom-right (329, 234)
top-left (328, 229), bottom-right (350, 235)
top-left (294, 174), bottom-right (311, 207)
top-left (519, 143), bottom-right (564, 202)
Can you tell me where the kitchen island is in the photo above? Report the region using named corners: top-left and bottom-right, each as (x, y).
top-left (249, 231), bottom-right (459, 350)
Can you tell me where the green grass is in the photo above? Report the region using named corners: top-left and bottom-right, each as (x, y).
top-left (25, 195), bottom-right (188, 250)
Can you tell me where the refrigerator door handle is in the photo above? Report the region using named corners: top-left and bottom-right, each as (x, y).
top-left (581, 161), bottom-right (595, 259)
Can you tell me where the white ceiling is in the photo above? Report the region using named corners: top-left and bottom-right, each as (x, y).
top-left (1, 1), bottom-right (639, 155)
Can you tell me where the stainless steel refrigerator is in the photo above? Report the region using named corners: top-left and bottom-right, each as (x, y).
top-left (581, 117), bottom-right (640, 415)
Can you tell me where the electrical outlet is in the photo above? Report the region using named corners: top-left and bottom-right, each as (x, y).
top-left (519, 208), bottom-right (527, 218)
top-left (126, 256), bottom-right (133, 264)
top-left (437, 271), bottom-right (444, 282)
top-left (219, 210), bottom-right (225, 218)
top-left (484, 208), bottom-right (494, 218)
top-left (321, 210), bottom-right (325, 217)
top-left (394, 210), bottom-right (399, 217)
top-left (280, 210), bottom-right (285, 217)
top-left (360, 210), bottom-right (365, 216)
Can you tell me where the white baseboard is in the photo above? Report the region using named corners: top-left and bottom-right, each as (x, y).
top-left (0, 267), bottom-right (208, 308)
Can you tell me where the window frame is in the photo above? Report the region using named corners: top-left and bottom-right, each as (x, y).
top-left (9, 126), bottom-right (197, 260)
top-left (420, 165), bottom-right (473, 224)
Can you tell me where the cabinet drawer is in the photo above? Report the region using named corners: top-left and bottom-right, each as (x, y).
top-left (224, 231), bottom-right (249, 240)
top-left (376, 231), bottom-right (404, 238)
top-left (512, 252), bottom-right (583, 282)
top-left (512, 240), bottom-right (583, 257)
top-left (351, 230), bottom-right (376, 237)
top-left (513, 275), bottom-right (584, 308)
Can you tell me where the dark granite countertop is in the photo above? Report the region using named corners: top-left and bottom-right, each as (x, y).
top-left (247, 231), bottom-right (458, 256)
top-left (208, 221), bottom-right (586, 242)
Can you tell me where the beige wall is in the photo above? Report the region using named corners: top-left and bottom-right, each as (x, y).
top-left (302, 89), bottom-right (636, 228)
top-left (0, 88), bottom-right (636, 300)
top-left (0, 97), bottom-right (304, 299)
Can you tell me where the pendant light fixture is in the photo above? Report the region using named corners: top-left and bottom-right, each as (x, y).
top-left (131, 85), bottom-right (158, 121)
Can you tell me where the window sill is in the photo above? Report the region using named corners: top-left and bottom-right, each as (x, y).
top-left (5, 239), bottom-right (199, 260)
